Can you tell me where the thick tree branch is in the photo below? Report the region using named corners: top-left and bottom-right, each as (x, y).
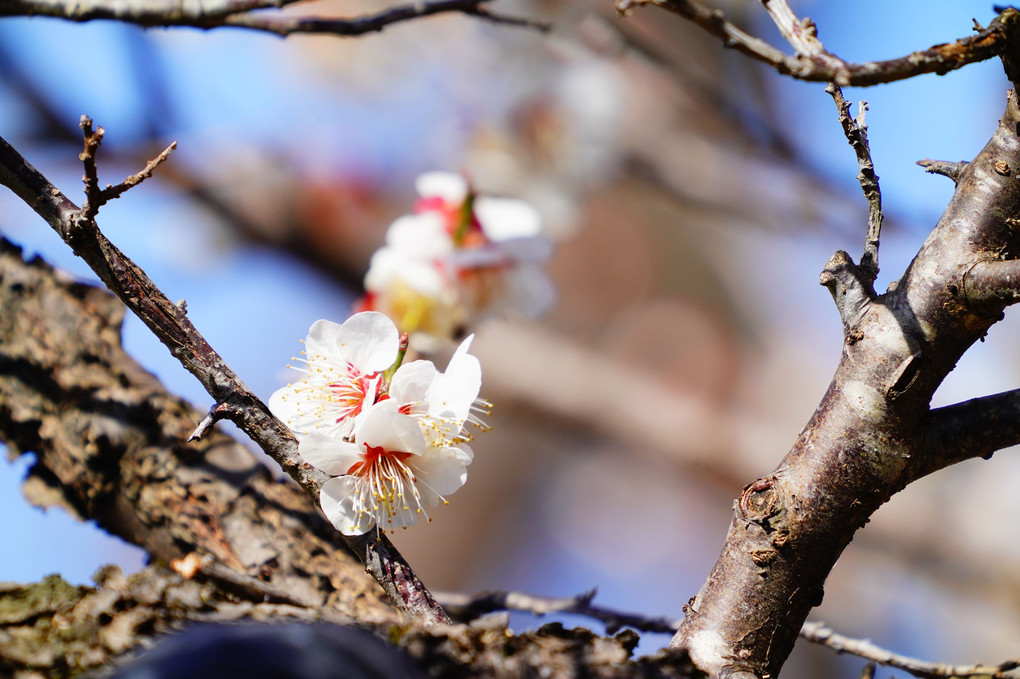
top-left (668, 87), bottom-right (1020, 677)
top-left (963, 258), bottom-right (1020, 311)
top-left (0, 241), bottom-right (708, 677)
top-left (919, 388), bottom-right (1020, 475)
top-left (0, 0), bottom-right (549, 36)
top-left (818, 250), bottom-right (874, 339)
top-left (0, 128), bottom-right (447, 623)
top-left (615, 0), bottom-right (1018, 87)
top-left (1, 567), bottom-right (691, 678)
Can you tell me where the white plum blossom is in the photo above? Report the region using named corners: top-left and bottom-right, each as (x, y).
top-left (269, 312), bottom-right (489, 535)
top-left (360, 171), bottom-right (554, 349)
top-left (268, 312), bottom-right (399, 441)
top-left (302, 400), bottom-right (473, 535)
top-left (388, 334), bottom-right (490, 446)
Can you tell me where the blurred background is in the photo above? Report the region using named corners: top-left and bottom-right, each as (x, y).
top-left (1, 1), bottom-right (1018, 676)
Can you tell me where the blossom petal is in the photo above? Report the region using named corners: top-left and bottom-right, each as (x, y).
top-left (356, 402), bottom-right (427, 457)
top-left (389, 360), bottom-right (438, 406)
top-left (320, 476), bottom-right (375, 536)
top-left (267, 383), bottom-right (356, 440)
top-left (475, 197), bottom-right (542, 240)
top-left (416, 171), bottom-right (468, 203)
top-left (411, 445), bottom-right (470, 501)
top-left (268, 384), bottom-right (301, 429)
top-left (303, 319), bottom-right (346, 362)
top-left (387, 213), bottom-right (452, 257)
top-left (365, 248), bottom-right (445, 297)
top-left (426, 335), bottom-right (481, 421)
top-left (330, 312), bottom-right (400, 374)
top-left (300, 433), bottom-right (363, 476)
top-left (496, 235), bottom-right (554, 263)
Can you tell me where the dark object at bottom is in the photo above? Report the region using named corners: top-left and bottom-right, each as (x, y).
top-left (104, 622), bottom-right (426, 679)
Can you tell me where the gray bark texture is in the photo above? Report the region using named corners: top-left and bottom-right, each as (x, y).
top-left (0, 238), bottom-right (699, 678)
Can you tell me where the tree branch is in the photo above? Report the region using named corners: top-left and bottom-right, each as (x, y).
top-left (800, 622), bottom-right (1020, 679)
top-left (818, 250), bottom-right (874, 339)
top-left (917, 159), bottom-right (970, 183)
top-left (826, 85), bottom-right (883, 284)
top-left (436, 587), bottom-right (1020, 679)
top-left (963, 258), bottom-right (1020, 312)
top-left (0, 567), bottom-right (699, 677)
top-left (0, 0), bottom-right (550, 36)
top-left (0, 127), bottom-right (447, 623)
top-left (437, 589), bottom-right (681, 635)
top-left (615, 0), bottom-right (1018, 87)
top-left (668, 87), bottom-right (1020, 677)
top-left (918, 388), bottom-right (1020, 476)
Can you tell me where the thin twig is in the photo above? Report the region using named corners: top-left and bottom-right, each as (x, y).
top-left (801, 621), bottom-right (1020, 679)
top-left (437, 587), bottom-right (1020, 678)
top-left (78, 116), bottom-right (104, 223)
top-left (615, 0), bottom-right (1016, 87)
top-left (826, 85), bottom-right (883, 284)
top-left (0, 123), bottom-right (449, 625)
top-left (77, 116), bottom-right (178, 210)
top-left (189, 401), bottom-right (237, 441)
top-left (436, 589), bottom-right (681, 635)
top-left (102, 140), bottom-right (178, 203)
top-left (757, 2), bottom-right (885, 284)
top-left (0, 0), bottom-right (550, 36)
top-left (759, 0), bottom-right (828, 59)
top-left (916, 159), bottom-right (970, 183)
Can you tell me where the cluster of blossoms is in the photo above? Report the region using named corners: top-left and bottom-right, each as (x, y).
top-left (359, 171), bottom-right (554, 350)
top-left (269, 311), bottom-right (488, 535)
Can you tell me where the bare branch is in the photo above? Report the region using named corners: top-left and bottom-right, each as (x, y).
top-left (801, 622), bottom-right (1020, 679)
top-left (759, 0), bottom-right (828, 59)
top-left (77, 115), bottom-right (104, 223)
top-left (818, 250), bottom-right (874, 337)
top-left (917, 158), bottom-right (970, 182)
top-left (0, 567), bottom-right (694, 678)
top-left (102, 139), bottom-right (178, 203)
top-left (963, 258), bottom-right (1020, 310)
top-left (436, 587), bottom-right (1020, 679)
top-left (918, 388), bottom-right (1020, 478)
top-left (825, 85), bottom-right (883, 283)
top-left (615, 0), bottom-right (1016, 87)
top-left (0, 0), bottom-right (550, 36)
top-left (0, 126), bottom-right (448, 624)
top-left (436, 589), bottom-right (681, 635)
top-left (670, 88), bottom-right (1020, 678)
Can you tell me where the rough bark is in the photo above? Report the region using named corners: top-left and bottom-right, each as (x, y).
top-left (670, 91), bottom-right (1020, 677)
top-left (0, 565), bottom-right (693, 679)
top-left (0, 237), bottom-right (394, 620)
top-left (0, 237), bottom-right (701, 677)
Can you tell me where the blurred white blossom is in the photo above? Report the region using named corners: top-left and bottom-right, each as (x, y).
top-left (360, 171), bottom-right (554, 350)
